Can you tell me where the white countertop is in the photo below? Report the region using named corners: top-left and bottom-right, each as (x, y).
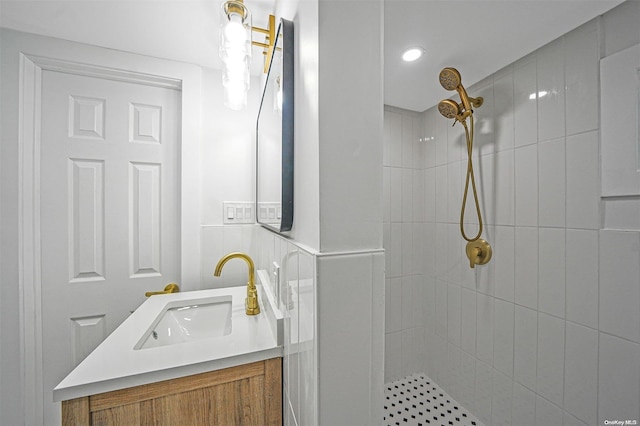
top-left (53, 285), bottom-right (281, 402)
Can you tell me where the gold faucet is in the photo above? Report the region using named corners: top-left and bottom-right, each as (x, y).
top-left (214, 252), bottom-right (260, 315)
top-left (145, 283), bottom-right (180, 297)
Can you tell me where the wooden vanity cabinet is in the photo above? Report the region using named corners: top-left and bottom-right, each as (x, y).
top-left (62, 357), bottom-right (282, 425)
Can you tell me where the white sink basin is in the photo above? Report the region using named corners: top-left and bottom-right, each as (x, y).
top-left (135, 295), bottom-right (232, 349)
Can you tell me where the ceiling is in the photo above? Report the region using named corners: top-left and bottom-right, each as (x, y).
top-left (384, 0), bottom-right (625, 111)
top-left (0, 0), bottom-right (626, 112)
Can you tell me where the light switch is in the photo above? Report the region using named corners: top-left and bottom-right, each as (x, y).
top-left (223, 202), bottom-right (255, 224)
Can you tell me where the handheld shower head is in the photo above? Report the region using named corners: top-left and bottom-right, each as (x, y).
top-left (438, 99), bottom-right (461, 119)
top-left (439, 67), bottom-right (473, 114)
top-left (439, 67), bottom-right (462, 91)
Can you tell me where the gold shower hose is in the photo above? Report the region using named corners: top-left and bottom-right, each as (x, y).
top-left (459, 114), bottom-right (483, 242)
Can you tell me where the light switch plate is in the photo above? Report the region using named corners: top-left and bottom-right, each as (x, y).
top-left (223, 202), bottom-right (254, 224)
top-left (257, 202), bottom-right (282, 224)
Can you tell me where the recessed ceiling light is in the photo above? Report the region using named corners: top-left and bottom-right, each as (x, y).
top-left (402, 47), bottom-right (424, 62)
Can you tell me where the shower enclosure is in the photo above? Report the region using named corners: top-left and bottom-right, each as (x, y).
top-left (383, 7), bottom-right (640, 425)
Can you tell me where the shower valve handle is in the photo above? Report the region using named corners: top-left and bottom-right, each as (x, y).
top-left (465, 239), bottom-right (492, 269)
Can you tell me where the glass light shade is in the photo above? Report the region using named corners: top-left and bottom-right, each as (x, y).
top-left (224, 81), bottom-right (248, 110)
top-left (222, 55), bottom-right (250, 110)
top-left (220, 1), bottom-right (252, 110)
top-left (219, 2), bottom-right (252, 61)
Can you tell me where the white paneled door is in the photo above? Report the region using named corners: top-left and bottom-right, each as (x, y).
top-left (39, 69), bottom-right (180, 423)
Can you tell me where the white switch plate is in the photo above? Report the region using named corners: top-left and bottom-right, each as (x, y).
top-left (257, 202), bottom-right (282, 224)
top-left (223, 202), bottom-right (254, 224)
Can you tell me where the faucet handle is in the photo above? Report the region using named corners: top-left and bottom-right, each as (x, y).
top-left (465, 239), bottom-right (492, 269)
top-left (145, 283), bottom-right (180, 297)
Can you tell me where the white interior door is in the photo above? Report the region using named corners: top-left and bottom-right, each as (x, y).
top-left (39, 69), bottom-right (180, 424)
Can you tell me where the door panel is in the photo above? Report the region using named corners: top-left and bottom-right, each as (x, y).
top-left (40, 70), bottom-right (180, 424)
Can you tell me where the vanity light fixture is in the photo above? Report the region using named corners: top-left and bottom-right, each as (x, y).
top-left (219, 0), bottom-right (276, 110)
top-left (402, 47), bottom-right (424, 62)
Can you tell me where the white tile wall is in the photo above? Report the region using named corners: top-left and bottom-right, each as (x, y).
top-left (460, 288), bottom-right (477, 356)
top-left (536, 313), bottom-right (565, 406)
top-left (383, 9), bottom-right (640, 424)
top-left (494, 150), bottom-right (515, 226)
top-left (536, 38), bottom-right (565, 143)
top-left (538, 138), bottom-right (566, 228)
top-left (565, 229), bottom-right (599, 329)
top-left (535, 396), bottom-right (564, 426)
top-left (563, 412), bottom-right (590, 426)
top-left (474, 80), bottom-right (496, 157)
top-left (566, 131), bottom-right (600, 229)
top-left (402, 169), bottom-right (413, 223)
top-left (599, 230), bottom-right (640, 343)
top-left (475, 360), bottom-right (493, 424)
top-left (386, 277), bottom-right (402, 332)
top-left (493, 70), bottom-right (515, 153)
top-left (384, 110), bottom-right (402, 167)
top-left (493, 300), bottom-right (514, 377)
top-left (389, 167), bottom-right (402, 222)
top-left (435, 164), bottom-right (448, 223)
top-left (514, 226), bottom-right (538, 309)
top-left (538, 227), bottom-right (566, 318)
top-left (513, 58), bottom-right (538, 148)
top-left (252, 226), bottom-right (317, 426)
top-left (564, 322), bottom-right (598, 425)
top-left (435, 279), bottom-right (448, 340)
top-left (479, 153), bottom-right (496, 225)
top-left (564, 20), bottom-right (599, 136)
top-left (402, 113), bottom-right (414, 169)
top-left (512, 382), bottom-right (536, 426)
top-left (514, 305), bottom-right (538, 390)
top-left (492, 369), bottom-right (513, 426)
top-left (435, 108), bottom-right (448, 166)
top-left (514, 144), bottom-right (538, 227)
top-left (448, 160), bottom-right (462, 224)
top-left (476, 292), bottom-right (495, 365)
top-left (493, 226), bottom-right (515, 302)
top-left (447, 284), bottom-right (462, 346)
top-left (598, 333), bottom-right (640, 424)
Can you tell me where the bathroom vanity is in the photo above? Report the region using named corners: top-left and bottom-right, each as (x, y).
top-left (62, 358), bottom-right (281, 425)
top-left (55, 284), bottom-right (283, 425)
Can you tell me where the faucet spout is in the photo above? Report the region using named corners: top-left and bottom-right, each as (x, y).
top-left (214, 252), bottom-right (260, 315)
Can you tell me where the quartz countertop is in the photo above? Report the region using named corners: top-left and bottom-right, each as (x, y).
top-left (54, 285), bottom-right (281, 402)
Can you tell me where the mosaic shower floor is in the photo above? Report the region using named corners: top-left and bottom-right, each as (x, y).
top-left (384, 374), bottom-right (484, 426)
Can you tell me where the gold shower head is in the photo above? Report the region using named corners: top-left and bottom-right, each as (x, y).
top-left (439, 67), bottom-right (462, 92)
top-left (438, 99), bottom-right (460, 119)
top-left (438, 67), bottom-right (483, 122)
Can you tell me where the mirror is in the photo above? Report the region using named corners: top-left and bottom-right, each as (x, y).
top-left (256, 18), bottom-right (294, 232)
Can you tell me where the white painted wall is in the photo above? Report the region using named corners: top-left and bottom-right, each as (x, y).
top-left (201, 68), bottom-right (261, 227)
top-left (275, 0), bottom-right (321, 251)
top-left (317, 0), bottom-right (383, 253)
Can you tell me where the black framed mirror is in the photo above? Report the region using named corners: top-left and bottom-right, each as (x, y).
top-left (256, 18), bottom-right (294, 232)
